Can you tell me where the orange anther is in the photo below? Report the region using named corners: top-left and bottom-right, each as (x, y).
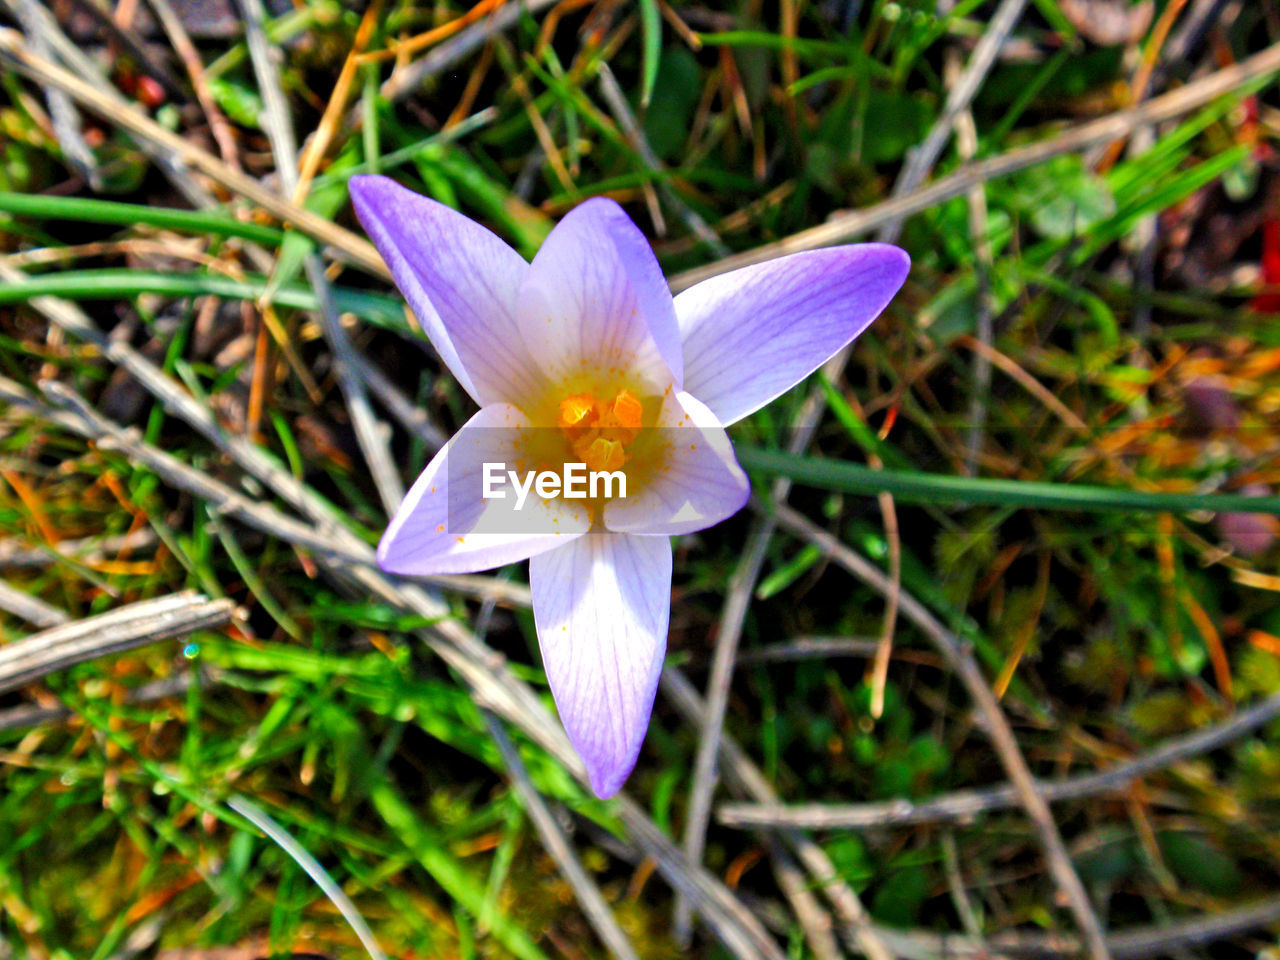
top-left (558, 393), bottom-right (598, 429)
top-left (611, 390), bottom-right (643, 430)
top-left (578, 436), bottom-right (628, 473)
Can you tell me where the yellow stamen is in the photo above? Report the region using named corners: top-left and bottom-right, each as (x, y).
top-left (558, 393), bottom-right (598, 429)
top-left (611, 390), bottom-right (643, 430)
top-left (577, 436), bottom-right (628, 472)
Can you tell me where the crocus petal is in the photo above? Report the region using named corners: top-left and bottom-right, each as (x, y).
top-left (350, 175), bottom-right (544, 407)
top-left (675, 245), bottom-right (910, 425)
top-left (605, 390), bottom-right (749, 536)
top-left (530, 533), bottom-right (671, 798)
top-left (378, 404), bottom-right (589, 576)
top-left (518, 197), bottom-right (683, 391)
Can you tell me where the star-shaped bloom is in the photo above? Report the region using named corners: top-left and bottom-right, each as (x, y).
top-left (351, 175), bottom-right (909, 798)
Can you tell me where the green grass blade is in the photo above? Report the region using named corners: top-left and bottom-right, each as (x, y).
top-left (736, 446), bottom-right (1280, 516)
top-left (0, 269), bottom-right (408, 332)
top-left (638, 0), bottom-right (661, 108)
top-left (0, 192), bottom-right (285, 247)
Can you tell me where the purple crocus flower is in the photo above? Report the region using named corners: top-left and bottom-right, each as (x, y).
top-left (350, 175), bottom-right (909, 798)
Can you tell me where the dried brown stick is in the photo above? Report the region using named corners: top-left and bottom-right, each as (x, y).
top-left (0, 529), bottom-right (158, 570)
top-left (718, 687), bottom-right (1280, 829)
top-left (0, 579), bottom-right (71, 629)
top-left (0, 670), bottom-right (198, 734)
top-left (483, 712), bottom-right (643, 960)
top-left (145, 0), bottom-right (241, 169)
top-left (0, 0), bottom-right (212, 205)
top-left (867, 893), bottom-right (1280, 960)
top-left (0, 591), bottom-right (233, 694)
top-left (671, 41), bottom-right (1280, 291)
top-left (0, 28), bottom-right (386, 277)
top-left (662, 667), bottom-right (894, 960)
top-left (762, 499), bottom-right (1112, 960)
top-left (236, 0), bottom-right (404, 516)
top-left (875, 0), bottom-right (1030, 243)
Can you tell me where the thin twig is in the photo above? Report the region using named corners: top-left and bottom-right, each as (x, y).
top-left (671, 41), bottom-right (1280, 291)
top-left (661, 666), bottom-right (894, 960)
top-left (875, 0), bottom-right (1030, 242)
top-left (483, 711), bottom-right (643, 960)
top-left (0, 28), bottom-right (386, 276)
top-left (0, 671), bottom-right (199, 734)
top-left (761, 499), bottom-right (1113, 960)
top-left (0, 579), bottom-right (71, 629)
top-left (596, 62), bottom-right (730, 258)
top-left (0, 529), bottom-right (157, 570)
top-left (865, 894), bottom-right (1280, 960)
top-left (228, 795), bottom-right (389, 960)
top-left (375, 0), bottom-right (562, 108)
top-left (9, 0), bottom-right (100, 186)
top-left (718, 687), bottom-right (1280, 830)
top-left (238, 0), bottom-right (404, 515)
top-left (145, 0), bottom-right (241, 170)
top-left (762, 839), bottom-right (840, 960)
top-left (0, 591), bottom-right (233, 694)
top-left (734, 635), bottom-right (882, 664)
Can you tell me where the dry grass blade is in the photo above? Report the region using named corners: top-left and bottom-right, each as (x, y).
top-left (875, 0), bottom-right (1030, 243)
top-left (0, 579), bottom-right (71, 628)
top-left (235, 0), bottom-right (404, 515)
top-left (662, 667), bottom-right (894, 960)
top-left (375, 0), bottom-right (561, 108)
top-left (0, 28), bottom-right (386, 277)
top-left (671, 41), bottom-right (1280, 291)
top-left (867, 893), bottom-right (1280, 959)
top-left (0, 671), bottom-right (198, 734)
top-left (8, 0), bottom-right (100, 185)
top-left (0, 591), bottom-right (234, 694)
top-left (483, 711), bottom-right (643, 960)
top-left (717, 687), bottom-right (1280, 829)
top-left (762, 500), bottom-right (1113, 960)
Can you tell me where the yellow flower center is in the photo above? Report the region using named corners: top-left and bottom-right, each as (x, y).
top-left (557, 389), bottom-right (643, 472)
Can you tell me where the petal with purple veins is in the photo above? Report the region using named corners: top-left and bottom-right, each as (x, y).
top-left (530, 532), bottom-right (671, 798)
top-left (378, 404), bottom-right (590, 576)
top-left (518, 197), bottom-right (682, 392)
top-left (350, 175), bottom-right (544, 407)
top-left (676, 245), bottom-right (910, 425)
top-left (605, 390), bottom-right (749, 536)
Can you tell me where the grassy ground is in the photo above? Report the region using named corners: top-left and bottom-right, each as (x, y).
top-left (2, 1), bottom-right (1280, 958)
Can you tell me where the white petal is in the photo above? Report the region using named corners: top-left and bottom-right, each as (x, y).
top-left (377, 405), bottom-right (589, 576)
top-left (350, 175), bottom-right (545, 406)
top-left (517, 198), bottom-right (682, 392)
top-left (676, 245), bottom-right (910, 425)
top-left (530, 533), bottom-right (671, 798)
top-left (604, 390), bottom-right (749, 536)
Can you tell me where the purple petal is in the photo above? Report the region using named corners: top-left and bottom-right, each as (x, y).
top-left (518, 198), bottom-right (682, 392)
top-left (530, 533), bottom-right (671, 798)
top-left (350, 175), bottom-right (544, 407)
top-left (605, 390), bottom-right (749, 535)
top-left (378, 404), bottom-right (590, 576)
top-left (675, 245), bottom-right (910, 425)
